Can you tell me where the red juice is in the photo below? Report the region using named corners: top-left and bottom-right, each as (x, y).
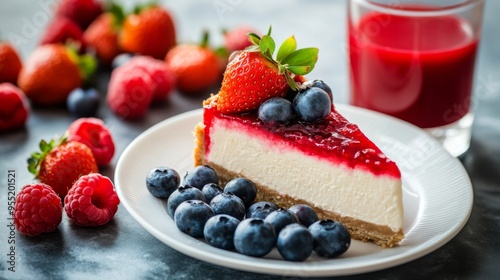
top-left (349, 9), bottom-right (479, 128)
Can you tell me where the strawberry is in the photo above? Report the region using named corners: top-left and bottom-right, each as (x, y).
top-left (0, 42), bottom-right (23, 85)
top-left (84, 12), bottom-right (122, 65)
top-left (106, 60), bottom-right (156, 119)
top-left (27, 135), bottom-right (98, 198)
top-left (0, 83), bottom-right (29, 133)
top-left (165, 31), bottom-right (220, 94)
top-left (55, 0), bottom-right (103, 30)
top-left (224, 25), bottom-right (259, 53)
top-left (18, 44), bottom-right (96, 106)
top-left (119, 5), bottom-right (176, 59)
top-left (39, 17), bottom-right (86, 52)
top-left (215, 27), bottom-right (318, 114)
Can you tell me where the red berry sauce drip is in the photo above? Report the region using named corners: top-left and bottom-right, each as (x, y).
top-left (204, 104), bottom-right (401, 178)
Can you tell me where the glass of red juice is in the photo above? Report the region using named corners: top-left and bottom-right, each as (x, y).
top-left (348, 0), bottom-right (484, 157)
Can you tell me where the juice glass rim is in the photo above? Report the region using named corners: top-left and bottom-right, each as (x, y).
top-left (353, 0), bottom-right (484, 16)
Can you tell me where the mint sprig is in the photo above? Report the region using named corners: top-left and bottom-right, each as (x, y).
top-left (246, 26), bottom-right (319, 90)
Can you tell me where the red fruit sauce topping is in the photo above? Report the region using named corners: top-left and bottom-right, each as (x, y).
top-left (203, 103), bottom-right (401, 178)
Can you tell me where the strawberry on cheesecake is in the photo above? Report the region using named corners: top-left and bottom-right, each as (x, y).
top-left (193, 28), bottom-right (404, 247)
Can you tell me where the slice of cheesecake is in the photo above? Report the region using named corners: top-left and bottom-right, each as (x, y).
top-left (194, 96), bottom-right (404, 248)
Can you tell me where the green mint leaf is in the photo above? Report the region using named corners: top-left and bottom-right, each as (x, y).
top-left (277, 35), bottom-right (297, 62)
top-left (259, 35), bottom-right (275, 58)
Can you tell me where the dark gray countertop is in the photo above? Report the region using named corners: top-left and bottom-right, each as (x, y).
top-left (1, 0), bottom-right (499, 279)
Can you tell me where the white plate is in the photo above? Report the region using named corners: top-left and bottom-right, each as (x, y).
top-left (114, 105), bottom-right (473, 277)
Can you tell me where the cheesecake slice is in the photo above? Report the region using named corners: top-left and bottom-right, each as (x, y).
top-left (194, 96), bottom-right (404, 248)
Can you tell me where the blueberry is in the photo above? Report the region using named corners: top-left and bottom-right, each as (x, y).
top-left (289, 204), bottom-right (319, 227)
top-left (277, 224), bottom-right (314, 262)
top-left (166, 185), bottom-right (206, 217)
top-left (264, 208), bottom-right (299, 235)
top-left (302, 79), bottom-right (333, 102)
top-left (246, 201), bottom-right (278, 219)
top-left (183, 165), bottom-right (219, 190)
top-left (293, 87), bottom-right (332, 122)
top-left (201, 183), bottom-right (223, 203)
top-left (146, 167), bottom-right (180, 199)
top-left (233, 218), bottom-right (276, 257)
top-left (210, 193), bottom-right (246, 220)
top-left (308, 220), bottom-right (351, 258)
top-left (258, 97), bottom-right (295, 124)
top-left (174, 200), bottom-right (214, 238)
top-left (223, 178), bottom-right (257, 208)
top-left (112, 53), bottom-right (135, 69)
top-left (67, 88), bottom-right (100, 118)
top-left (203, 214), bottom-right (240, 250)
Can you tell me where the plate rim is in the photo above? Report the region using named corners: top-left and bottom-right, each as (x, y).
top-left (114, 105), bottom-right (473, 277)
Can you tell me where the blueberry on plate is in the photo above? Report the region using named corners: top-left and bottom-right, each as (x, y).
top-left (174, 200), bottom-right (214, 238)
top-left (201, 183), bottom-right (223, 203)
top-left (146, 166), bottom-right (180, 199)
top-left (204, 214), bottom-right (240, 250)
top-left (302, 79), bottom-right (333, 102)
top-left (293, 87), bottom-right (332, 122)
top-left (233, 218), bottom-right (276, 257)
top-left (289, 204), bottom-right (319, 227)
top-left (167, 185), bottom-right (206, 217)
top-left (183, 165), bottom-right (219, 190)
top-left (308, 219), bottom-right (351, 258)
top-left (210, 193), bottom-right (246, 220)
top-left (246, 201), bottom-right (278, 219)
top-left (223, 178), bottom-right (257, 208)
top-left (258, 97), bottom-right (295, 124)
top-left (264, 208), bottom-right (299, 235)
top-left (277, 223), bottom-right (314, 262)
top-left (67, 87), bottom-right (100, 118)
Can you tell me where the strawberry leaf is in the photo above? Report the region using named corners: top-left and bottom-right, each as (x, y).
top-left (282, 47), bottom-right (318, 75)
top-left (287, 65), bottom-right (313, 75)
top-left (277, 36), bottom-right (297, 62)
top-left (27, 134), bottom-right (68, 177)
top-left (259, 35), bottom-right (275, 59)
top-left (248, 33), bottom-right (261, 46)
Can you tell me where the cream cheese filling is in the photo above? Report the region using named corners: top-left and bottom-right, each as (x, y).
top-left (207, 119), bottom-right (404, 232)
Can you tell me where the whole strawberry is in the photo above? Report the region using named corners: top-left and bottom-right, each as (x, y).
top-left (27, 135), bottom-right (98, 198)
top-left (224, 25), bottom-right (259, 53)
top-left (0, 83), bottom-right (29, 133)
top-left (55, 0), bottom-right (103, 30)
top-left (84, 6), bottom-right (124, 66)
top-left (0, 42), bottom-right (23, 85)
top-left (39, 17), bottom-right (86, 52)
top-left (215, 27), bottom-right (318, 114)
top-left (106, 61), bottom-right (155, 119)
top-left (14, 183), bottom-right (63, 236)
top-left (165, 31), bottom-right (220, 94)
top-left (65, 173), bottom-right (120, 227)
top-left (18, 44), bottom-right (96, 106)
top-left (119, 4), bottom-right (176, 59)
top-left (67, 117), bottom-right (115, 166)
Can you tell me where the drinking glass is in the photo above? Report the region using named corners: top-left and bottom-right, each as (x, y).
top-left (348, 0), bottom-right (484, 157)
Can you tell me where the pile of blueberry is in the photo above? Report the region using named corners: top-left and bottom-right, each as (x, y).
top-left (258, 79), bottom-right (333, 124)
top-left (146, 165), bottom-right (351, 262)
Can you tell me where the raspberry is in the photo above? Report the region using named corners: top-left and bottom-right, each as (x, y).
top-left (14, 183), bottom-right (62, 236)
top-left (67, 117), bottom-right (115, 166)
top-left (127, 56), bottom-right (176, 103)
top-left (64, 173), bottom-right (120, 226)
top-left (106, 62), bottom-right (155, 119)
top-left (0, 83), bottom-right (29, 132)
top-left (224, 26), bottom-right (258, 53)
